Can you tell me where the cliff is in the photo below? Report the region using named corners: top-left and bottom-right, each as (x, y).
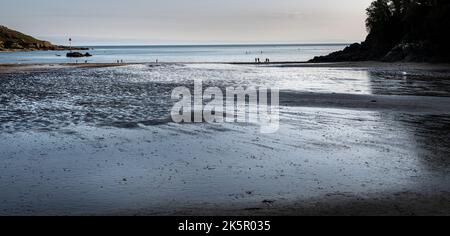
top-left (0, 25), bottom-right (87, 51)
top-left (310, 0), bottom-right (450, 63)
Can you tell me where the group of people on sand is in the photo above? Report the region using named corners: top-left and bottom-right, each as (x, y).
top-left (76, 59), bottom-right (161, 64)
top-left (116, 59), bottom-right (159, 64)
top-left (254, 58), bottom-right (271, 64)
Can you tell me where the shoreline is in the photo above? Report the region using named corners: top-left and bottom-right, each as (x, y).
top-left (1, 59), bottom-right (450, 216)
top-left (0, 47), bottom-right (90, 53)
top-left (2, 61), bottom-right (450, 74)
top-left (0, 62), bottom-right (139, 73)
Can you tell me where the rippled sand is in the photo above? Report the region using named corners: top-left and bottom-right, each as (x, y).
top-left (0, 62), bottom-right (449, 215)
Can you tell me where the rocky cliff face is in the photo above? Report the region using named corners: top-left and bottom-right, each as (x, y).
top-left (0, 25), bottom-right (87, 51)
top-left (310, 0), bottom-right (450, 63)
top-left (309, 40), bottom-right (444, 63)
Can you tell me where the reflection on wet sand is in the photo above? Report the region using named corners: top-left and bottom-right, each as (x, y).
top-left (368, 70), bottom-right (450, 96)
top-left (0, 63), bottom-right (449, 215)
top-left (390, 113), bottom-right (450, 172)
top-left (365, 69), bottom-right (450, 172)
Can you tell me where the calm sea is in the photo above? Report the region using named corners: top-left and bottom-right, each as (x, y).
top-left (0, 44), bottom-right (347, 63)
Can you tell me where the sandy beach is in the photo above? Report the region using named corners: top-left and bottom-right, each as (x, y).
top-left (2, 61), bottom-right (450, 72)
top-left (0, 63), bottom-right (137, 74)
top-left (1, 61), bottom-right (450, 216)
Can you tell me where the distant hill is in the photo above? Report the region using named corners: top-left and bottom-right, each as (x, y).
top-left (0, 25), bottom-right (86, 51)
top-left (310, 0), bottom-right (450, 63)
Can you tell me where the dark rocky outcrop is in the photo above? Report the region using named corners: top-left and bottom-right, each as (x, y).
top-left (0, 25), bottom-right (88, 52)
top-left (310, 0), bottom-right (450, 63)
top-left (310, 40), bottom-right (443, 63)
top-left (66, 52), bottom-right (92, 58)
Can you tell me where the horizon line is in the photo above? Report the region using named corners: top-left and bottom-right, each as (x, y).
top-left (72, 42), bottom-right (353, 47)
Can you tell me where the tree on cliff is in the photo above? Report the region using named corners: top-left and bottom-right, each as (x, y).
top-left (310, 0), bottom-right (450, 62)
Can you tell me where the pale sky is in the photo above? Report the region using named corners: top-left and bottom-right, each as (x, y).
top-left (0, 0), bottom-right (373, 45)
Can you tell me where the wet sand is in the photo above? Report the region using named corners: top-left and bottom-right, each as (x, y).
top-left (1, 62), bottom-right (450, 216)
top-left (0, 63), bottom-right (136, 74)
top-left (131, 191), bottom-right (450, 216)
top-left (231, 61), bottom-right (450, 73)
top-left (2, 110), bottom-right (449, 216)
top-left (280, 91), bottom-right (450, 113)
top-left (2, 61), bottom-right (450, 73)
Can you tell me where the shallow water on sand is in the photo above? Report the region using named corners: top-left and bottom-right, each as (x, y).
top-left (1, 64), bottom-right (450, 215)
top-left (2, 64), bottom-right (450, 132)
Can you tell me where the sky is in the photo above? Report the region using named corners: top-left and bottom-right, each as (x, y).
top-left (0, 0), bottom-right (374, 45)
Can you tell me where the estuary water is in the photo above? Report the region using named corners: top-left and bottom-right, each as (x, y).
top-left (0, 44), bottom-right (347, 64)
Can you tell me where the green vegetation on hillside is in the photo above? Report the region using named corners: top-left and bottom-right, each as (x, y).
top-left (0, 25), bottom-right (86, 51)
top-left (0, 25), bottom-right (56, 50)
